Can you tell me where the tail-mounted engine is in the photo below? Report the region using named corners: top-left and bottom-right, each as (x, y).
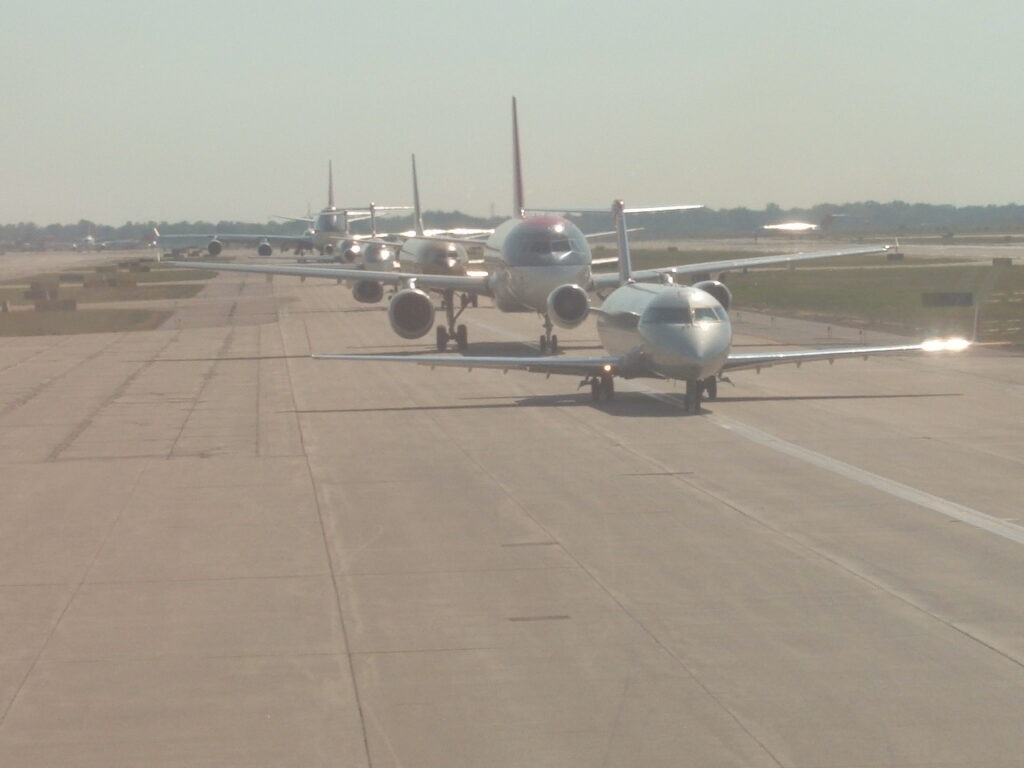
top-left (388, 288), bottom-right (435, 339)
top-left (352, 280), bottom-right (384, 304)
top-left (547, 284), bottom-right (590, 329)
top-left (692, 280), bottom-right (732, 311)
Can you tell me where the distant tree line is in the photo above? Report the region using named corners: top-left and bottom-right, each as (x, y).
top-left (4, 202), bottom-right (1024, 248)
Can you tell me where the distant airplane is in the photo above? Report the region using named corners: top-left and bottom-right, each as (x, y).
top-left (158, 163), bottom-right (408, 259)
top-left (314, 200), bottom-right (969, 413)
top-left (761, 213), bottom-right (842, 235)
top-left (73, 229), bottom-right (159, 251)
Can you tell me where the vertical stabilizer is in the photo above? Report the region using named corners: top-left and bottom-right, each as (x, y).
top-left (369, 203), bottom-right (377, 237)
top-left (512, 97), bottom-right (525, 219)
top-left (411, 154), bottom-right (424, 236)
top-left (612, 200), bottom-right (634, 286)
top-left (328, 161), bottom-right (335, 209)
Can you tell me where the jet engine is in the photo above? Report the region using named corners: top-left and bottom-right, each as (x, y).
top-left (352, 280), bottom-right (384, 304)
top-left (692, 280), bottom-right (732, 310)
top-left (257, 242), bottom-right (272, 257)
top-left (207, 239), bottom-right (223, 256)
top-left (388, 288), bottom-right (435, 339)
top-left (547, 284), bottom-right (590, 329)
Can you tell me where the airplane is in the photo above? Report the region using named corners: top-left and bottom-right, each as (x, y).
top-left (167, 98), bottom-right (698, 352)
top-left (761, 213), bottom-right (841, 235)
top-left (157, 162), bottom-right (408, 260)
top-left (313, 199), bottom-right (970, 413)
top-left (72, 229), bottom-right (159, 251)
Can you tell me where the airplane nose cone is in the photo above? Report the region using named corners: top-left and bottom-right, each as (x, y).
top-left (640, 324), bottom-right (730, 380)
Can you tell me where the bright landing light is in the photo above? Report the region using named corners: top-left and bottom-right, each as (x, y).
top-left (921, 337), bottom-right (971, 352)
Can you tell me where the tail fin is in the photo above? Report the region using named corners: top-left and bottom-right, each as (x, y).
top-left (328, 161), bottom-right (335, 209)
top-left (369, 203), bottom-right (377, 237)
top-left (411, 154), bottom-right (424, 236)
top-left (512, 97), bottom-right (525, 219)
top-left (145, 227), bottom-right (159, 245)
top-left (612, 200), bottom-right (633, 286)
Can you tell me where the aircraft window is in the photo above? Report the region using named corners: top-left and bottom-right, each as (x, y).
top-left (551, 239), bottom-right (572, 252)
top-left (713, 306), bottom-right (729, 321)
top-left (694, 307), bottom-right (720, 323)
top-left (644, 306), bottom-right (692, 325)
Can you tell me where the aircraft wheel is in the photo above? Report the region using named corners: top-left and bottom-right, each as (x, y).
top-left (539, 335), bottom-right (547, 353)
top-left (590, 379), bottom-right (601, 402)
top-left (704, 377), bottom-right (718, 400)
top-left (601, 376), bottom-right (615, 401)
top-left (471, 295), bottom-right (479, 308)
top-left (455, 324), bottom-right (469, 351)
top-left (436, 326), bottom-right (449, 351)
top-left (550, 335), bottom-right (559, 353)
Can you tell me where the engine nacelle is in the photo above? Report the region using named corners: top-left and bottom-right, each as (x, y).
top-left (692, 280), bottom-right (732, 311)
top-left (257, 242), bottom-right (272, 257)
top-left (388, 288), bottom-right (435, 339)
top-left (207, 239), bottom-right (223, 257)
top-left (352, 279), bottom-right (384, 304)
top-left (546, 283), bottom-right (590, 329)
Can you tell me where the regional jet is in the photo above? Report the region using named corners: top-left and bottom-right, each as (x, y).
top-left (315, 200), bottom-right (969, 413)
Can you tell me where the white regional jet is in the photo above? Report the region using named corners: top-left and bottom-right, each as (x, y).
top-left (315, 199), bottom-right (970, 413)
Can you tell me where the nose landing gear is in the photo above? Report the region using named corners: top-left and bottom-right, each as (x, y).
top-left (539, 315), bottom-right (559, 354)
top-left (580, 374), bottom-right (614, 403)
top-left (435, 289), bottom-right (474, 351)
top-left (684, 376), bottom-right (720, 413)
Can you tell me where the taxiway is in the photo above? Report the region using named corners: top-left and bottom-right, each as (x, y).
top-left (0, 264), bottom-right (1022, 766)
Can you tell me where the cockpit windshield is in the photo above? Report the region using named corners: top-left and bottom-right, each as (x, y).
top-left (504, 221), bottom-right (589, 267)
top-left (643, 303), bottom-right (726, 325)
top-left (644, 306), bottom-right (693, 325)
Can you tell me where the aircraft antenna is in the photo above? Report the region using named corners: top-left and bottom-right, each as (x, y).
top-left (411, 154), bottom-right (424, 236)
top-left (512, 97), bottom-right (525, 219)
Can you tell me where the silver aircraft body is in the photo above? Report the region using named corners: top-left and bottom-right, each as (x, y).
top-left (316, 200), bottom-right (970, 413)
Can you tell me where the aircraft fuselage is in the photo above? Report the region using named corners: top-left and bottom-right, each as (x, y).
top-left (598, 283), bottom-right (732, 381)
top-left (482, 216), bottom-right (592, 312)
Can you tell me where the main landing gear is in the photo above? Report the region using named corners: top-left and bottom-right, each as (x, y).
top-left (683, 376), bottom-right (719, 414)
top-left (539, 314), bottom-right (559, 354)
top-left (581, 374), bottom-right (615, 403)
top-left (436, 289), bottom-right (473, 351)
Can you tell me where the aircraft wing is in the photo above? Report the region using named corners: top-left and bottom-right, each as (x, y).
top-left (722, 338), bottom-right (970, 373)
top-left (164, 260), bottom-right (491, 294)
top-left (590, 245), bottom-right (890, 290)
top-left (313, 351), bottom-right (626, 378)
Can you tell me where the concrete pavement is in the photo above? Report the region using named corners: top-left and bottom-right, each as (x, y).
top-left (0, 266), bottom-right (1022, 766)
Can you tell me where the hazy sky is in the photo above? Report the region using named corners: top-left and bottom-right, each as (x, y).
top-left (3, 0), bottom-right (1022, 224)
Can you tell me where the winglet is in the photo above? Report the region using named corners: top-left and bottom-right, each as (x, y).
top-left (411, 154), bottom-right (424, 236)
top-left (612, 199), bottom-right (634, 286)
top-left (512, 97), bottom-right (525, 219)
